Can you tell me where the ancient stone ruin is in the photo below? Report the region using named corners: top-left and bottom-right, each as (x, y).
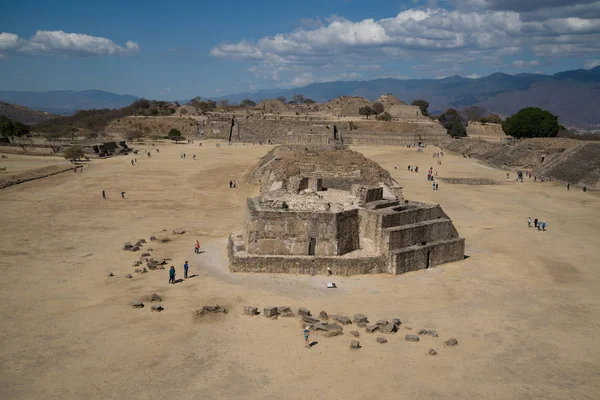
top-left (228, 145), bottom-right (465, 275)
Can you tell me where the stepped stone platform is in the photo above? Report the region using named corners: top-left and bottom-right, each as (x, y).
top-left (228, 146), bottom-right (465, 275)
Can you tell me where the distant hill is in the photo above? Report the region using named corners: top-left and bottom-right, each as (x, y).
top-left (0, 90), bottom-right (139, 116)
top-left (210, 67), bottom-right (600, 129)
top-left (0, 101), bottom-right (58, 124)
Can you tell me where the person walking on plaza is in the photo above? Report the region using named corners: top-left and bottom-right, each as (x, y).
top-left (169, 266), bottom-right (176, 284)
top-left (304, 326), bottom-right (311, 348)
top-left (534, 218), bottom-right (538, 228)
top-left (195, 240), bottom-right (200, 254)
top-left (183, 261), bottom-right (189, 279)
top-left (102, 190), bottom-right (106, 200)
top-left (528, 217), bottom-right (531, 227)
top-left (542, 221), bottom-right (547, 231)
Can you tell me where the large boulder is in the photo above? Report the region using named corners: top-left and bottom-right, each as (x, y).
top-left (264, 307), bottom-right (279, 317)
top-left (298, 307), bottom-right (311, 317)
top-left (405, 334), bottom-right (420, 342)
top-left (244, 306), bottom-right (259, 316)
top-left (445, 338), bottom-right (459, 347)
top-left (132, 301), bottom-right (144, 308)
top-left (353, 314), bottom-right (368, 324)
top-left (350, 340), bottom-right (361, 349)
top-left (332, 315), bottom-right (352, 325)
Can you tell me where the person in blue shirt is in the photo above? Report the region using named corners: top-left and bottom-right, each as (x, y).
top-left (304, 327), bottom-right (310, 348)
top-left (184, 261), bottom-right (189, 279)
top-left (169, 266), bottom-right (176, 284)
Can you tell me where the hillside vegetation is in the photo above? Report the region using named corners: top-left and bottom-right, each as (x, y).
top-left (0, 102), bottom-right (58, 125)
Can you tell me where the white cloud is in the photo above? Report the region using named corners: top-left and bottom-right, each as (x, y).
top-left (513, 59), bottom-right (539, 67)
top-left (210, 5), bottom-right (600, 84)
top-left (0, 30), bottom-right (140, 57)
top-left (466, 73), bottom-right (482, 78)
top-left (584, 59), bottom-right (600, 68)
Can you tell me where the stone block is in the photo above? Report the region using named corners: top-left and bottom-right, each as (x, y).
top-left (445, 338), bottom-right (458, 347)
top-left (132, 301), bottom-right (144, 308)
top-left (356, 321), bottom-right (367, 328)
top-left (365, 325), bottom-right (379, 333)
top-left (328, 323), bottom-right (343, 332)
top-left (325, 330), bottom-right (342, 337)
top-left (264, 307), bottom-right (279, 317)
top-left (332, 315), bottom-right (352, 325)
top-left (244, 307), bottom-right (258, 316)
top-left (150, 293), bottom-right (162, 302)
top-left (376, 337), bottom-right (388, 344)
top-left (319, 311), bottom-right (328, 320)
top-left (302, 316), bottom-right (319, 324)
top-left (405, 334), bottom-right (420, 342)
top-left (429, 348), bottom-right (438, 356)
top-left (298, 307), bottom-right (311, 317)
top-left (391, 318), bottom-right (402, 327)
top-left (349, 331), bottom-right (359, 337)
top-left (376, 320), bottom-right (389, 326)
top-left (278, 306), bottom-right (293, 317)
top-left (151, 304), bottom-right (164, 312)
top-left (380, 324), bottom-right (398, 334)
top-left (350, 340), bottom-right (361, 349)
top-left (353, 314), bottom-right (369, 324)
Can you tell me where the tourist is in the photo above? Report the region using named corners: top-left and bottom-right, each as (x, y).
top-left (229, 180), bottom-right (233, 188)
top-left (304, 326), bottom-right (310, 348)
top-left (327, 267), bottom-right (332, 276)
top-left (102, 190), bottom-right (106, 200)
top-left (195, 240), bottom-right (200, 254)
top-left (394, 164), bottom-right (397, 170)
top-left (567, 182), bottom-right (570, 190)
top-left (528, 217), bottom-right (531, 227)
top-left (415, 166), bottom-right (419, 173)
top-left (131, 159), bottom-right (134, 166)
top-left (432, 182), bottom-right (435, 191)
top-left (169, 266), bottom-right (176, 284)
top-left (407, 165), bottom-right (410, 171)
top-left (184, 261), bottom-right (189, 279)
top-left (435, 183), bottom-right (439, 190)
top-left (542, 221), bottom-right (547, 231)
top-left (121, 192), bottom-right (126, 199)
top-left (534, 218), bottom-right (538, 228)
top-left (193, 155), bottom-right (196, 160)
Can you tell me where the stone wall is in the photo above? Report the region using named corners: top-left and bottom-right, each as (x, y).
top-left (230, 235), bottom-right (389, 275)
top-left (245, 198), bottom-right (358, 256)
top-left (383, 219), bottom-right (458, 251)
top-left (390, 238), bottom-right (465, 274)
top-left (106, 116), bottom-right (198, 136)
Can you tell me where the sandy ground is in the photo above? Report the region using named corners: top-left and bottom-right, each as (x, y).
top-left (0, 154), bottom-right (71, 173)
top-left (0, 142), bottom-right (599, 400)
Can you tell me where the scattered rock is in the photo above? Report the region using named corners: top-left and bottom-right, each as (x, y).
top-left (132, 301), bottom-right (144, 308)
top-left (244, 306), bottom-right (259, 316)
top-left (196, 305), bottom-right (227, 316)
top-left (319, 311), bottom-right (328, 320)
top-left (445, 338), bottom-right (458, 347)
top-left (264, 307), bottom-right (279, 318)
top-left (137, 238), bottom-right (147, 244)
top-left (429, 348), bottom-right (438, 356)
top-left (311, 322), bottom-right (329, 331)
top-left (123, 242), bottom-right (133, 250)
top-left (147, 261), bottom-right (158, 270)
top-left (134, 268), bottom-right (142, 273)
top-left (150, 236), bottom-right (157, 241)
top-left (302, 316), bottom-right (319, 324)
top-left (376, 337), bottom-right (388, 344)
top-left (349, 331), bottom-right (359, 337)
top-left (419, 329), bottom-right (439, 337)
top-left (405, 334), bottom-right (420, 342)
top-left (131, 245), bottom-right (140, 252)
top-left (328, 323), bottom-right (343, 332)
top-left (150, 293), bottom-right (162, 302)
top-left (159, 237), bottom-right (170, 243)
top-left (356, 321), bottom-right (367, 328)
top-left (278, 306), bottom-right (293, 317)
top-left (125, 274), bottom-right (132, 279)
top-left (172, 229), bottom-right (186, 235)
top-left (151, 304), bottom-right (164, 312)
top-left (392, 318), bottom-right (402, 327)
top-left (108, 272), bottom-right (114, 277)
top-left (332, 315), bottom-right (352, 325)
top-left (376, 319), bottom-right (389, 326)
top-left (350, 340), bottom-right (361, 349)
top-left (380, 324), bottom-right (398, 334)
top-left (133, 261), bottom-right (142, 266)
top-left (142, 252), bottom-right (151, 257)
top-left (353, 314), bottom-right (368, 324)
top-left (141, 267), bottom-right (148, 273)
top-left (365, 325), bottom-right (379, 333)
top-left (325, 330), bottom-right (342, 337)
top-left (298, 307), bottom-right (311, 317)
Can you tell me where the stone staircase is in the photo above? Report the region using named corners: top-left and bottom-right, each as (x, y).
top-left (360, 202), bottom-right (464, 274)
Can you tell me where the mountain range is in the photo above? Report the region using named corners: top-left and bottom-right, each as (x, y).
top-left (1, 67), bottom-right (599, 128)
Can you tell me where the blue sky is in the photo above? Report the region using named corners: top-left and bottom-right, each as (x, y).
top-left (1, 0), bottom-right (599, 99)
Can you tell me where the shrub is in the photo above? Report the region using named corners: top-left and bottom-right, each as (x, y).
top-left (63, 147), bottom-right (85, 160)
top-left (372, 101), bottom-right (385, 115)
top-left (281, 201), bottom-right (289, 210)
top-left (376, 111), bottom-right (392, 122)
top-left (411, 100), bottom-right (430, 116)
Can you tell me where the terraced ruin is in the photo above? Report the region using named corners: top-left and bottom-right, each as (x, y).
top-left (229, 145), bottom-right (465, 275)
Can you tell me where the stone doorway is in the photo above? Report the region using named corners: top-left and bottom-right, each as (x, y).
top-left (308, 237), bottom-right (316, 256)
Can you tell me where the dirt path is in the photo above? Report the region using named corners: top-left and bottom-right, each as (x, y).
top-left (0, 142), bottom-right (598, 399)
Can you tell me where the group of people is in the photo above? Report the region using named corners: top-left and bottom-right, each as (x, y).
top-left (229, 180), bottom-right (238, 188)
top-left (168, 260), bottom-right (189, 284)
top-left (527, 217), bottom-right (548, 231)
top-left (130, 158), bottom-right (138, 166)
top-left (101, 190), bottom-right (126, 199)
top-left (408, 165), bottom-right (419, 173)
top-left (427, 167), bottom-right (438, 181)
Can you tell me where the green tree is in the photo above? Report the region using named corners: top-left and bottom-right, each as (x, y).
top-left (372, 101), bottom-right (385, 115)
top-left (125, 131), bottom-right (144, 142)
top-left (411, 100), bottom-right (430, 116)
top-left (0, 116), bottom-right (30, 137)
top-left (63, 147), bottom-right (85, 160)
top-left (447, 121), bottom-right (467, 138)
top-left (149, 134), bottom-right (163, 142)
top-left (240, 98), bottom-right (256, 107)
top-left (502, 108), bottom-right (559, 138)
top-left (168, 128), bottom-right (181, 138)
top-left (359, 106), bottom-right (375, 119)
